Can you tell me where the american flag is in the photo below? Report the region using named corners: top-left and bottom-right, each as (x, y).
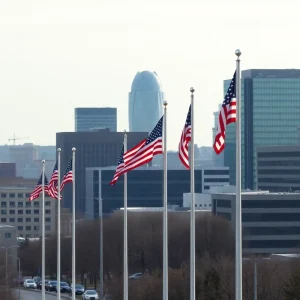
top-left (48, 161), bottom-right (61, 200)
top-left (29, 173), bottom-right (49, 202)
top-left (110, 145), bottom-right (124, 186)
top-left (178, 105), bottom-right (192, 169)
top-left (110, 116), bottom-right (164, 185)
top-left (213, 72), bottom-right (236, 154)
top-left (60, 159), bottom-right (73, 191)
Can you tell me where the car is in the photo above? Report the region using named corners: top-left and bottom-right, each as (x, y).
top-left (55, 281), bottom-right (70, 293)
top-left (129, 272), bottom-right (143, 279)
top-left (23, 279), bottom-right (37, 289)
top-left (82, 289), bottom-right (99, 299)
top-left (69, 284), bottom-right (85, 295)
top-left (45, 280), bottom-right (57, 291)
top-left (37, 280), bottom-right (49, 290)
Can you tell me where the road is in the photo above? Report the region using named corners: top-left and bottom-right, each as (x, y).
top-left (14, 289), bottom-right (71, 300)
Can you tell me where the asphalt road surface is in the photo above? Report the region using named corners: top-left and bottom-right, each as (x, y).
top-left (15, 289), bottom-right (70, 300)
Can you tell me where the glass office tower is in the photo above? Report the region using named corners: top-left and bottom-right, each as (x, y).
top-left (129, 71), bottom-right (164, 133)
top-left (75, 107), bottom-right (117, 132)
top-left (224, 69), bottom-right (300, 189)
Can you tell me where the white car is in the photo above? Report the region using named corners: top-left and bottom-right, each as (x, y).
top-left (129, 272), bottom-right (143, 279)
top-left (23, 279), bottom-right (37, 289)
top-left (82, 289), bottom-right (99, 299)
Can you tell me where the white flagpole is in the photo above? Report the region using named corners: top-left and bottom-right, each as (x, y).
top-left (190, 87), bottom-right (195, 300)
top-left (163, 101), bottom-right (168, 300)
top-left (123, 132), bottom-right (128, 300)
top-left (235, 49), bottom-right (242, 300)
top-left (71, 148), bottom-right (76, 300)
top-left (41, 160), bottom-right (46, 300)
top-left (57, 148), bottom-right (61, 300)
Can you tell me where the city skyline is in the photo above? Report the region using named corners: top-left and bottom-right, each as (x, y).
top-left (0, 1), bottom-right (299, 150)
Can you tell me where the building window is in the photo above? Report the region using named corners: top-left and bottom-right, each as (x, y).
top-left (33, 210), bottom-right (39, 214)
top-left (25, 210), bottom-right (31, 215)
top-left (25, 202), bottom-right (31, 207)
top-left (9, 201), bottom-right (15, 207)
top-left (17, 210), bottom-right (23, 215)
top-left (1, 218), bottom-right (6, 222)
top-left (204, 186), bottom-right (210, 190)
top-left (34, 226), bottom-right (39, 231)
top-left (45, 226), bottom-right (51, 231)
top-left (34, 218), bottom-right (39, 222)
top-left (9, 210), bottom-right (15, 214)
top-left (204, 170), bottom-right (229, 175)
top-left (33, 202), bottom-right (39, 207)
top-left (25, 218), bottom-right (31, 222)
top-left (9, 193), bottom-right (15, 198)
top-left (26, 226), bottom-right (31, 231)
top-left (45, 218), bottom-right (51, 222)
top-left (17, 193), bottom-right (23, 198)
top-left (1, 193), bottom-right (6, 198)
top-left (5, 232), bottom-right (11, 238)
top-left (17, 226), bottom-right (23, 231)
top-left (45, 210), bottom-right (51, 214)
top-left (1, 202), bottom-right (6, 208)
top-left (18, 202), bottom-right (23, 207)
top-left (9, 218), bottom-right (15, 222)
top-left (45, 201), bottom-right (50, 206)
top-left (17, 218), bottom-right (23, 222)
top-left (1, 210), bottom-right (6, 215)
top-left (25, 193), bottom-right (30, 198)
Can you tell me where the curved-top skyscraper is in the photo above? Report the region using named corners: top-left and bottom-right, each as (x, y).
top-left (129, 71), bottom-right (164, 133)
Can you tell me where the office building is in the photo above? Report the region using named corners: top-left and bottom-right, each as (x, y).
top-left (0, 163), bottom-right (16, 178)
top-left (75, 107), bottom-right (117, 132)
top-left (56, 130), bottom-right (148, 213)
top-left (0, 225), bottom-right (18, 270)
top-left (0, 185), bottom-right (56, 238)
top-left (257, 145), bottom-right (300, 192)
top-left (212, 191), bottom-right (300, 254)
top-left (129, 71), bottom-right (164, 133)
top-left (85, 166), bottom-right (230, 219)
top-left (223, 69), bottom-right (300, 189)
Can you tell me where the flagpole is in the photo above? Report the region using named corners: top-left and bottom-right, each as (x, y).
top-left (41, 160), bottom-right (46, 300)
top-left (123, 131), bottom-right (128, 300)
top-left (190, 87), bottom-right (195, 300)
top-left (235, 49), bottom-right (242, 300)
top-left (57, 148), bottom-right (61, 300)
top-left (71, 148), bottom-right (76, 300)
top-left (163, 101), bottom-right (168, 300)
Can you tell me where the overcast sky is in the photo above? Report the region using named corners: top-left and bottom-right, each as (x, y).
top-left (0, 0), bottom-right (298, 150)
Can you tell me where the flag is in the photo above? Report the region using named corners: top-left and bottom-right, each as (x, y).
top-left (213, 72), bottom-right (237, 154)
top-left (110, 116), bottom-right (164, 185)
top-left (29, 173), bottom-right (49, 202)
top-left (48, 161), bottom-right (61, 200)
top-left (123, 116), bottom-right (163, 171)
top-left (60, 159), bottom-right (73, 191)
top-left (110, 145), bottom-right (124, 186)
top-left (178, 105), bottom-right (192, 169)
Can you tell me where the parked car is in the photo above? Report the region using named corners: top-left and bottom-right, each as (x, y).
top-left (129, 272), bottom-right (143, 279)
top-left (55, 281), bottom-right (70, 293)
top-left (69, 284), bottom-right (85, 295)
top-left (23, 279), bottom-right (37, 289)
top-left (33, 276), bottom-right (40, 284)
top-left (45, 280), bottom-right (57, 291)
top-left (37, 280), bottom-right (49, 290)
top-left (82, 289), bottom-right (99, 299)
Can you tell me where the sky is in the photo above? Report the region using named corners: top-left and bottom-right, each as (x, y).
top-left (0, 0), bottom-right (299, 150)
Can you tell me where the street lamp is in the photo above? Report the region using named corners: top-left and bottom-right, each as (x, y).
top-left (8, 255), bottom-right (20, 300)
top-left (0, 245), bottom-right (19, 300)
top-left (243, 256), bottom-right (270, 300)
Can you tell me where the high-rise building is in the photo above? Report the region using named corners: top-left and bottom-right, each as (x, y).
top-left (75, 107), bottom-right (117, 132)
top-left (129, 71), bottom-right (164, 133)
top-left (224, 69), bottom-right (300, 189)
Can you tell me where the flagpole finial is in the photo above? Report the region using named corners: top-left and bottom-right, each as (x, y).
top-left (123, 129), bottom-right (127, 137)
top-left (163, 101), bottom-right (168, 107)
top-left (235, 49), bottom-right (242, 57)
top-left (42, 160), bottom-right (45, 164)
top-left (190, 87), bottom-right (195, 94)
top-left (57, 148), bottom-right (61, 152)
top-left (72, 147), bottom-right (76, 152)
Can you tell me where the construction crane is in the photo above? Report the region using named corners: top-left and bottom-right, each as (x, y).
top-left (8, 134), bottom-right (29, 146)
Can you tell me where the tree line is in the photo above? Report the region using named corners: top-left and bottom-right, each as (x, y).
top-left (18, 211), bottom-right (300, 300)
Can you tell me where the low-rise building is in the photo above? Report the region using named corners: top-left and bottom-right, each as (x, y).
top-left (212, 191), bottom-right (300, 254)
